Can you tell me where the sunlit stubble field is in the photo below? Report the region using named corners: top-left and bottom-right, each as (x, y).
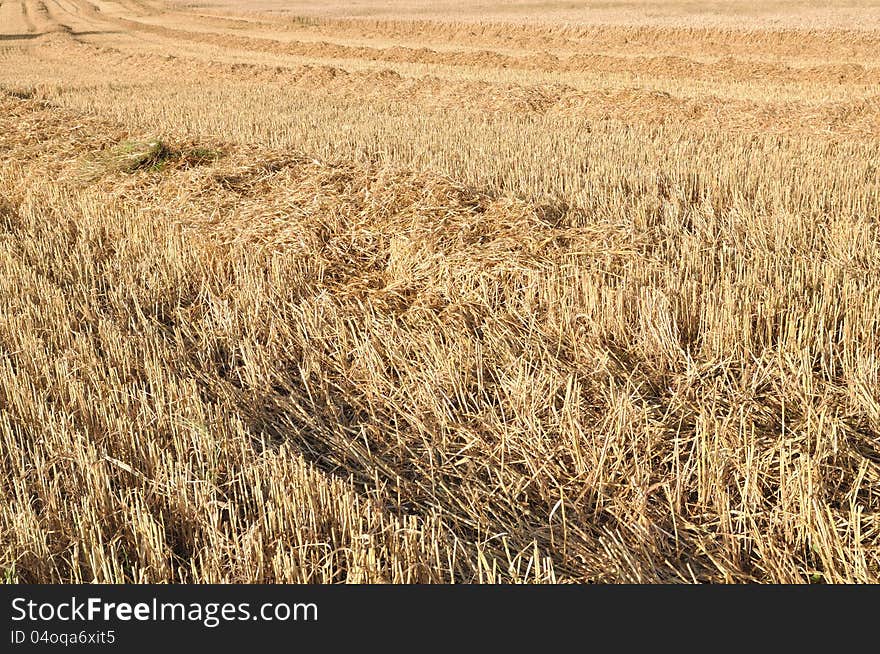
top-left (0, 0), bottom-right (879, 583)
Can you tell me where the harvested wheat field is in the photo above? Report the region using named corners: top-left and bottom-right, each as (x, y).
top-left (0, 0), bottom-right (879, 585)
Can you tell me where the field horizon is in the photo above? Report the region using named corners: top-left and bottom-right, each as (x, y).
top-left (1, 0), bottom-right (879, 584)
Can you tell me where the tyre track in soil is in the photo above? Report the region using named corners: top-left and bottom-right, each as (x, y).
top-left (0, 0), bottom-right (36, 35)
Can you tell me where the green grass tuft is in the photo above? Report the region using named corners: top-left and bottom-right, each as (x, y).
top-left (111, 140), bottom-right (173, 173)
top-left (78, 139), bottom-right (224, 182)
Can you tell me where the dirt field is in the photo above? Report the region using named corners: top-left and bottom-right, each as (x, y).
top-left (1, 0), bottom-right (878, 583)
top-left (177, 0), bottom-right (880, 29)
